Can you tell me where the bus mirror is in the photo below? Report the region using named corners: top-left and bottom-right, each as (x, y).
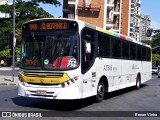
top-left (86, 42), bottom-right (91, 53)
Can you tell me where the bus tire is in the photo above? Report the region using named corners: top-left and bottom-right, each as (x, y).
top-left (136, 75), bottom-right (141, 90)
top-left (95, 81), bottom-right (105, 102)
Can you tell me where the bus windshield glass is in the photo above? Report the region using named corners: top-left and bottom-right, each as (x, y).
top-left (21, 34), bottom-right (79, 70)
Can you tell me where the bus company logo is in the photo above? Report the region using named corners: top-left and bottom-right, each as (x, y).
top-left (104, 65), bottom-right (112, 71)
top-left (40, 79), bottom-right (44, 83)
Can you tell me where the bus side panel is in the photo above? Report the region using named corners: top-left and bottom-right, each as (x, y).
top-left (129, 60), bottom-right (139, 86)
top-left (82, 60), bottom-right (98, 98)
top-left (90, 58), bottom-right (115, 96)
top-left (111, 59), bottom-right (122, 90)
top-left (141, 61), bottom-right (152, 83)
top-left (95, 58), bottom-right (114, 93)
top-left (141, 61), bottom-right (145, 83)
top-left (121, 60), bottom-right (130, 89)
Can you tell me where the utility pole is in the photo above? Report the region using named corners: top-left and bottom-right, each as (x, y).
top-left (12, 0), bottom-right (16, 82)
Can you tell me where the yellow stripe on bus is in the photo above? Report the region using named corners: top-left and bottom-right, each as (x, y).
top-left (20, 73), bottom-right (70, 84)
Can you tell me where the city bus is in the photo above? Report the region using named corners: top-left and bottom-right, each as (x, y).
top-left (18, 18), bottom-right (152, 102)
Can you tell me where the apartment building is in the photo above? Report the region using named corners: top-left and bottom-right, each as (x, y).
top-left (129, 0), bottom-right (141, 41)
top-left (63, 0), bottom-right (146, 41)
top-left (139, 14), bottom-right (151, 41)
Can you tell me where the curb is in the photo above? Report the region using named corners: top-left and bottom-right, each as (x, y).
top-left (0, 83), bottom-right (18, 86)
top-left (0, 77), bottom-right (18, 86)
top-left (0, 67), bottom-right (19, 71)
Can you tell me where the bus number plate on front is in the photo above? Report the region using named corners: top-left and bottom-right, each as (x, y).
top-left (36, 90), bottom-right (46, 95)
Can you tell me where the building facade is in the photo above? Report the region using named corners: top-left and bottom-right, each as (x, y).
top-left (63, 0), bottom-right (150, 41)
top-left (139, 14), bottom-right (151, 41)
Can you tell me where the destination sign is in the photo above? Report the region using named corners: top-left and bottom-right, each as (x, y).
top-left (22, 20), bottom-right (78, 31)
top-left (29, 22), bottom-right (67, 31)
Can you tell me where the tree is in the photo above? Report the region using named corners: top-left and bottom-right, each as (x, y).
top-left (141, 40), bottom-right (152, 46)
top-left (151, 30), bottom-right (160, 54)
top-left (32, 0), bottom-right (61, 6)
top-left (141, 30), bottom-right (160, 54)
top-left (152, 54), bottom-right (160, 67)
top-left (0, 0), bottom-right (60, 66)
top-left (140, 31), bottom-right (160, 67)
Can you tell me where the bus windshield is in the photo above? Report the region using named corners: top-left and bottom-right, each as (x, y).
top-left (21, 34), bottom-right (79, 70)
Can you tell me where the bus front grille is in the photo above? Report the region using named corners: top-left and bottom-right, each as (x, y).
top-left (23, 71), bottom-right (64, 78)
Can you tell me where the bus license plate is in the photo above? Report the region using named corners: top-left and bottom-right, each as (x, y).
top-left (36, 90), bottom-right (46, 95)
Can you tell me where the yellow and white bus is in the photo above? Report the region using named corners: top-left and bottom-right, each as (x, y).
top-left (18, 18), bottom-right (152, 102)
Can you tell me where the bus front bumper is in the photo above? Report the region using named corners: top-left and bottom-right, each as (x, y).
top-left (18, 81), bottom-right (82, 100)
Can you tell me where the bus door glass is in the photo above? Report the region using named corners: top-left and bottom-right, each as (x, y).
top-left (81, 28), bottom-right (96, 97)
top-left (81, 28), bottom-right (96, 74)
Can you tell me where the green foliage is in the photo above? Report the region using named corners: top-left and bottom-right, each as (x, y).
top-left (152, 30), bottom-right (160, 54)
top-left (15, 0), bottom-right (54, 28)
top-left (0, 47), bottom-right (20, 58)
top-left (143, 31), bottom-right (160, 67)
top-left (16, 47), bottom-right (21, 58)
top-left (141, 40), bottom-right (152, 46)
top-left (152, 54), bottom-right (160, 67)
top-left (0, 49), bottom-right (11, 58)
top-left (31, 0), bottom-right (61, 6)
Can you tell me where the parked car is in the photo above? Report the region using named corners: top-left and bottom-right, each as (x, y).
top-left (158, 66), bottom-right (160, 77)
top-left (158, 72), bottom-right (160, 78)
top-left (152, 67), bottom-right (158, 74)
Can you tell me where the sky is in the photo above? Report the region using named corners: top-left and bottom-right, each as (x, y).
top-left (39, 0), bottom-right (63, 18)
top-left (140, 0), bottom-right (160, 30)
top-left (39, 0), bottom-right (160, 30)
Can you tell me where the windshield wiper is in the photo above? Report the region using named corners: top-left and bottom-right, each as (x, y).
top-left (31, 32), bottom-right (39, 49)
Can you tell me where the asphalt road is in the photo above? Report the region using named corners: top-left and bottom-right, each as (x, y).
top-left (0, 75), bottom-right (160, 120)
top-left (0, 69), bottom-right (19, 76)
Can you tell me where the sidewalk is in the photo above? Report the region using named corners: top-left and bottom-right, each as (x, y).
top-left (0, 67), bottom-right (19, 86)
top-left (0, 67), bottom-right (19, 71)
top-left (0, 76), bottom-right (18, 86)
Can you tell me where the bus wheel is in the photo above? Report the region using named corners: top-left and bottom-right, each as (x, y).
top-left (136, 75), bottom-right (141, 90)
top-left (95, 81), bottom-right (105, 102)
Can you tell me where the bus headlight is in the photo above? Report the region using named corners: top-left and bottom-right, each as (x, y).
top-left (61, 76), bottom-right (78, 88)
top-left (61, 83), bottom-right (65, 88)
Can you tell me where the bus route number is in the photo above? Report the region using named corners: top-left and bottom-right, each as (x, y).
top-left (29, 23), bottom-right (38, 30)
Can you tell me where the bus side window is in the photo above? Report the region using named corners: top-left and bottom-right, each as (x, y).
top-left (98, 33), bottom-right (110, 57)
top-left (142, 47), bottom-right (146, 61)
top-left (111, 38), bottom-right (121, 58)
top-left (146, 48), bottom-right (151, 61)
top-left (130, 43), bottom-right (136, 60)
top-left (122, 41), bottom-right (129, 59)
top-left (137, 45), bottom-right (142, 60)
